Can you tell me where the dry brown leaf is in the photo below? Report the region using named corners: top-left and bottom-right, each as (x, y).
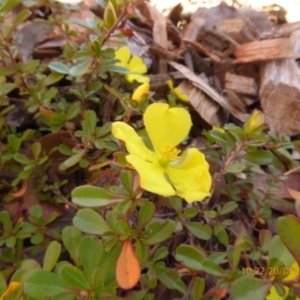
top-left (10, 179), bottom-right (28, 198)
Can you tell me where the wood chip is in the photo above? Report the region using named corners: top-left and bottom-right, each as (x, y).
top-left (168, 61), bottom-right (245, 120)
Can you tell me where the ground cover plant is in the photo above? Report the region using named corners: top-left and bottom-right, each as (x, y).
top-left (1, 0), bottom-right (300, 299)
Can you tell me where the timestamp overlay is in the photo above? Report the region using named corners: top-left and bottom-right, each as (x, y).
top-left (242, 267), bottom-right (295, 276)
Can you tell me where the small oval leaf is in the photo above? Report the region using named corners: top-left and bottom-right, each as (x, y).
top-left (116, 240), bottom-right (141, 289)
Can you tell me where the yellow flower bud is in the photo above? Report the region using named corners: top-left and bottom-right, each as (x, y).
top-left (167, 80), bottom-right (189, 102)
top-left (0, 282), bottom-right (22, 300)
top-left (244, 110), bottom-right (264, 134)
top-left (131, 83), bottom-right (149, 107)
top-left (212, 126), bottom-right (225, 133)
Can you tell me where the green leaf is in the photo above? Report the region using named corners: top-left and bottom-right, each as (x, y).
top-left (120, 170), bottom-right (133, 193)
top-left (62, 226), bottom-right (82, 266)
top-left (227, 245), bottom-right (240, 270)
top-left (145, 220), bottom-right (175, 245)
top-left (182, 207), bottom-right (198, 218)
top-left (230, 276), bottom-right (271, 300)
top-left (103, 1), bottom-right (117, 29)
top-left (243, 150), bottom-right (273, 165)
top-left (175, 244), bottom-right (206, 271)
top-left (225, 162), bottom-right (246, 174)
top-left (73, 208), bottom-right (111, 235)
top-left (269, 235), bottom-right (295, 267)
top-left (43, 241), bottom-right (61, 271)
top-left (12, 9), bottom-right (31, 29)
top-left (276, 215), bottom-right (300, 266)
top-left (201, 259), bottom-right (224, 276)
top-left (100, 241), bottom-right (122, 278)
top-left (214, 220), bottom-right (229, 246)
top-left (0, 67), bottom-right (14, 76)
top-left (60, 150), bottom-right (85, 170)
top-left (79, 236), bottom-right (103, 273)
top-left (0, 0), bottom-right (22, 13)
top-left (138, 202), bottom-right (155, 229)
top-left (235, 232), bottom-right (255, 252)
top-left (0, 211), bottom-right (12, 231)
top-left (42, 72), bottom-right (65, 86)
top-left (48, 61), bottom-right (70, 74)
top-left (210, 130), bottom-right (231, 144)
top-left (31, 142), bottom-right (41, 160)
top-left (154, 266), bottom-right (187, 295)
top-left (185, 222), bottom-right (213, 240)
top-left (220, 201), bottom-right (238, 215)
top-left (259, 230), bottom-right (272, 253)
top-left (0, 83), bottom-right (17, 96)
top-left (151, 246), bottom-right (168, 263)
top-left (24, 270), bottom-right (67, 298)
top-left (191, 277), bottom-right (205, 300)
top-left (71, 186), bottom-right (124, 207)
top-left (135, 240), bottom-right (149, 263)
top-left (69, 58), bottom-right (93, 77)
top-left (59, 264), bottom-right (90, 290)
top-left (106, 64), bottom-right (130, 74)
top-left (84, 110), bottom-right (97, 133)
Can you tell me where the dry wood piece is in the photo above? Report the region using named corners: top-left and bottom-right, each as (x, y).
top-left (233, 38), bottom-right (299, 63)
top-left (168, 61), bottom-right (245, 120)
top-left (146, 3), bottom-right (168, 73)
top-left (225, 72), bottom-right (257, 96)
top-left (260, 30), bottom-right (300, 135)
top-left (182, 39), bottom-right (222, 63)
top-left (179, 81), bottom-right (225, 127)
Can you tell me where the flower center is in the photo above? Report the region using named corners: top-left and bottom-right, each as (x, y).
top-left (159, 143), bottom-right (181, 167)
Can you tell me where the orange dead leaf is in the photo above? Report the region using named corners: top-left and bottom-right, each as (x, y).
top-left (39, 105), bottom-right (56, 121)
top-left (9, 179), bottom-right (28, 198)
top-left (287, 187), bottom-right (300, 219)
top-left (287, 187), bottom-right (300, 200)
top-left (215, 287), bottom-right (228, 298)
top-left (116, 239), bottom-right (141, 289)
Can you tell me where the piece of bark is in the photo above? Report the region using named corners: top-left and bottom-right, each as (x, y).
top-left (168, 61), bottom-right (245, 120)
top-left (260, 30), bottom-right (300, 135)
top-left (179, 81), bottom-right (225, 127)
top-left (146, 3), bottom-right (168, 73)
top-left (234, 38), bottom-right (299, 64)
top-left (182, 39), bottom-right (222, 63)
top-left (260, 20), bottom-right (300, 39)
top-left (225, 72), bottom-right (257, 96)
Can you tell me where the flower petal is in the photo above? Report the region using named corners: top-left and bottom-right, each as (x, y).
top-left (129, 56), bottom-right (147, 74)
top-left (126, 154), bottom-right (176, 197)
top-left (115, 46), bottom-right (131, 66)
top-left (112, 122), bottom-right (154, 161)
top-left (167, 79), bottom-right (174, 91)
top-left (166, 148), bottom-right (212, 203)
top-left (144, 103), bottom-right (192, 153)
top-left (174, 87), bottom-right (189, 102)
top-left (125, 73), bottom-right (149, 84)
top-left (132, 83), bottom-right (149, 101)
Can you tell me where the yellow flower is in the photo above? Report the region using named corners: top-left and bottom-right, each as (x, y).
top-left (0, 282), bottom-right (22, 300)
top-left (115, 46), bottom-right (149, 84)
top-left (266, 261), bottom-right (300, 300)
top-left (212, 126), bottom-right (225, 133)
top-left (167, 80), bottom-right (189, 102)
top-left (131, 83), bottom-right (149, 107)
top-left (244, 110), bottom-right (265, 134)
top-left (112, 103), bottom-right (212, 203)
